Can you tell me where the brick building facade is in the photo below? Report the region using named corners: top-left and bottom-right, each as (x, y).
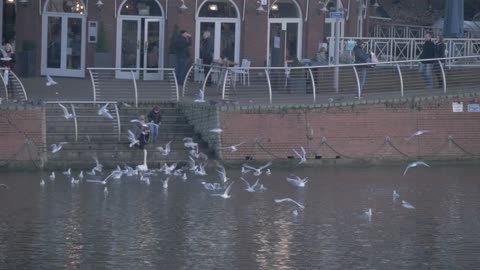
top-left (14, 0), bottom-right (367, 78)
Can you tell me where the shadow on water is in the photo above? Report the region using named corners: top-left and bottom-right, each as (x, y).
top-left (1, 164), bottom-right (480, 269)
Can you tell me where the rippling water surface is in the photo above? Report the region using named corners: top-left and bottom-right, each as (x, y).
top-left (1, 165), bottom-right (480, 269)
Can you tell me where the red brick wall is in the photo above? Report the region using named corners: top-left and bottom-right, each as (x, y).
top-left (218, 95), bottom-right (480, 161)
top-left (0, 106), bottom-right (46, 168)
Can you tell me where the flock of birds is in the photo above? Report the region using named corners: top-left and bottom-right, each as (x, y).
top-left (39, 128), bottom-right (435, 219)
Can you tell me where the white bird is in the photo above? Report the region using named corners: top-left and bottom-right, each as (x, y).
top-left (402, 200), bottom-right (416, 209)
top-left (46, 74), bottom-right (58, 86)
top-left (104, 186), bottom-right (109, 197)
top-left (241, 167), bottom-right (251, 175)
top-left (292, 146), bottom-right (307, 164)
top-left (49, 172), bottom-right (55, 180)
top-left (58, 103), bottom-right (76, 119)
top-left (63, 168), bottom-right (71, 177)
top-left (87, 168), bottom-right (96, 176)
top-left (162, 177), bottom-right (170, 189)
top-left (266, 169), bottom-right (272, 175)
top-left (242, 162), bottom-right (272, 176)
top-left (130, 119), bottom-right (148, 127)
top-left (211, 181), bottom-right (234, 199)
top-left (258, 184), bottom-right (268, 192)
top-left (112, 166), bottom-right (123, 179)
top-left (406, 130), bottom-right (431, 140)
top-left (292, 209), bottom-right (299, 216)
top-left (403, 161), bottom-right (430, 176)
top-left (286, 175), bottom-right (309, 187)
top-left (157, 140), bottom-right (172, 156)
top-left (194, 163), bottom-right (207, 176)
top-left (127, 130), bottom-right (140, 148)
top-left (210, 128), bottom-right (223, 133)
top-left (71, 177), bottom-right (80, 185)
top-left (98, 103), bottom-right (113, 119)
top-left (274, 198), bottom-right (305, 209)
top-left (194, 88), bottom-right (205, 103)
top-left (2, 70), bottom-right (8, 86)
top-left (216, 163), bottom-right (229, 182)
top-left (201, 182), bottom-right (222, 191)
top-left (93, 157), bottom-right (103, 172)
top-left (365, 208), bottom-right (372, 218)
top-left (182, 173), bottom-right (187, 181)
top-left (51, 142), bottom-right (68, 153)
top-left (240, 177), bottom-right (260, 192)
top-left (78, 170), bottom-right (84, 179)
top-left (136, 149), bottom-right (149, 172)
top-left (40, 179), bottom-right (45, 187)
top-left (87, 172), bottom-right (115, 185)
top-left (220, 141), bottom-right (246, 152)
top-left (393, 190), bottom-right (400, 201)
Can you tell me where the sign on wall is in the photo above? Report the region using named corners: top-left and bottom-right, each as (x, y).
top-left (452, 102), bottom-right (463, 112)
top-left (467, 104), bottom-right (480, 112)
top-left (88, 21), bottom-right (98, 43)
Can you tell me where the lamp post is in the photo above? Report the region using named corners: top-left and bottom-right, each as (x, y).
top-left (333, 0), bottom-right (342, 93)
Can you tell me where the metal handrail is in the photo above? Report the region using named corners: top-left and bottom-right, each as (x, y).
top-left (0, 70), bottom-right (7, 102)
top-left (113, 103), bottom-right (121, 142)
top-left (0, 68), bottom-right (28, 101)
top-left (131, 70), bottom-right (138, 108)
top-left (89, 69), bottom-right (97, 103)
top-left (70, 104), bottom-right (78, 142)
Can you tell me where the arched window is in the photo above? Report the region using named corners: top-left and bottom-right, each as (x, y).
top-left (198, 0), bottom-right (238, 18)
top-left (269, 0), bottom-right (301, 18)
top-left (46, 0), bottom-right (86, 14)
top-left (120, 0), bottom-right (162, 16)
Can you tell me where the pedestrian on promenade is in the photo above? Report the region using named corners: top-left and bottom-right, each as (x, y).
top-left (147, 105), bottom-right (162, 143)
top-left (133, 115), bottom-right (150, 149)
top-left (175, 30), bottom-right (192, 86)
top-left (419, 33), bottom-right (435, 89)
top-left (200, 30), bottom-right (214, 86)
top-left (353, 40), bottom-right (371, 91)
top-left (434, 34), bottom-right (446, 88)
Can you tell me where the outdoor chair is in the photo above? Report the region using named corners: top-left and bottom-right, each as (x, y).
top-left (231, 59), bottom-right (251, 87)
top-left (193, 58), bottom-right (205, 83)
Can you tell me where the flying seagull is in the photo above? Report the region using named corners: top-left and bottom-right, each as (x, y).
top-left (156, 140), bottom-right (172, 156)
top-left (220, 141), bottom-right (246, 152)
top-left (46, 74), bottom-right (58, 86)
top-left (274, 198), bottom-right (305, 209)
top-left (58, 103), bottom-right (76, 119)
top-left (405, 130), bottom-right (431, 140)
top-left (401, 200), bottom-right (415, 209)
top-left (292, 146), bottom-right (307, 164)
top-left (240, 177), bottom-right (260, 192)
top-left (211, 181), bottom-right (234, 199)
top-left (403, 161), bottom-right (430, 176)
top-left (242, 162), bottom-right (272, 176)
top-left (51, 142), bottom-right (68, 153)
top-left (98, 103), bottom-right (113, 119)
top-left (127, 130), bottom-right (140, 148)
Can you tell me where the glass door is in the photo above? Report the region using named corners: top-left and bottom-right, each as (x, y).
top-left (116, 18), bottom-right (141, 79)
top-left (143, 19), bottom-right (163, 80)
top-left (66, 18), bottom-right (83, 71)
top-left (196, 21), bottom-right (239, 65)
top-left (220, 22), bottom-right (236, 62)
top-left (268, 21), bottom-right (302, 66)
top-left (46, 16), bottom-right (62, 70)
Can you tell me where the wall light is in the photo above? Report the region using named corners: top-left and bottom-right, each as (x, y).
top-left (179, 0), bottom-right (187, 10)
top-left (373, 0), bottom-right (380, 8)
top-left (208, 4), bottom-right (218, 11)
top-left (18, 0), bottom-right (29, 6)
top-left (271, 4), bottom-right (279, 11)
top-left (7, 0), bottom-right (15, 4)
top-left (96, 0), bottom-right (104, 10)
top-left (256, 0), bottom-right (266, 14)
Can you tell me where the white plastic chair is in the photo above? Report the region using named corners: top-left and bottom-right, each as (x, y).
top-left (231, 59), bottom-right (251, 87)
top-left (193, 58), bottom-right (204, 83)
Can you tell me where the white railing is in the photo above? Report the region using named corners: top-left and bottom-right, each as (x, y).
top-left (371, 23), bottom-right (480, 39)
top-left (0, 68), bottom-right (28, 102)
top-left (327, 37), bottom-right (480, 65)
top-left (181, 56), bottom-right (480, 105)
top-left (88, 68), bottom-right (179, 107)
top-left (43, 101), bottom-right (121, 142)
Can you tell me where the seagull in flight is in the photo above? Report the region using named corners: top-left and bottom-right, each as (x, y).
top-left (93, 157), bottom-right (103, 172)
top-left (194, 88), bottom-right (205, 103)
top-left (211, 181), bottom-right (234, 199)
top-left (405, 130), bottom-right (431, 140)
top-left (215, 162), bottom-right (229, 182)
top-left (240, 177), bottom-right (260, 192)
top-left (220, 141), bottom-right (246, 152)
top-left (210, 128), bottom-right (223, 133)
top-left (46, 74), bottom-right (58, 86)
top-left (292, 146), bottom-right (307, 164)
top-left (51, 142), bottom-right (68, 153)
top-left (127, 130), bottom-right (140, 148)
top-left (401, 200), bottom-right (415, 209)
top-left (130, 119), bottom-right (148, 128)
top-left (156, 140), bottom-right (172, 156)
top-left (365, 208), bottom-right (372, 218)
top-left (98, 103), bottom-right (113, 119)
top-left (58, 103), bottom-right (76, 119)
top-left (286, 174), bottom-right (309, 187)
top-left (242, 162), bottom-right (272, 176)
top-left (393, 190), bottom-right (400, 201)
top-left (274, 198), bottom-right (305, 209)
top-left (403, 161), bottom-right (430, 176)
top-left (87, 172), bottom-right (115, 185)
top-left (201, 182), bottom-right (222, 191)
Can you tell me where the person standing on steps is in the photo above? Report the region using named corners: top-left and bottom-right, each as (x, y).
top-left (175, 30), bottom-right (192, 86)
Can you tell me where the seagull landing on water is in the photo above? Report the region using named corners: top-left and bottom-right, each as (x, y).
top-left (58, 103), bottom-right (76, 120)
top-left (274, 198), bottom-right (305, 209)
top-left (211, 181), bottom-right (234, 199)
top-left (286, 174), bottom-right (309, 187)
top-left (49, 172), bottom-right (55, 180)
top-left (127, 130), bottom-right (140, 148)
top-left (405, 130), bottom-right (432, 140)
top-left (98, 103), bottom-right (113, 119)
top-left (51, 142), bottom-right (68, 153)
top-left (292, 146), bottom-right (307, 164)
top-left (46, 75), bottom-right (58, 86)
top-left (240, 177), bottom-right (260, 192)
top-left (242, 162), bottom-right (272, 176)
top-left (220, 142), bottom-right (246, 152)
top-left (156, 140), bottom-right (172, 156)
top-left (402, 200), bottom-right (415, 209)
top-left (40, 179), bottom-right (45, 187)
top-left (87, 172), bottom-right (115, 185)
top-left (403, 161), bottom-right (430, 176)
top-left (194, 88), bottom-right (205, 103)
top-left (63, 168), bottom-right (71, 177)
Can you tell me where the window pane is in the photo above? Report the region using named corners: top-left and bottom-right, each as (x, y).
top-left (47, 17), bottom-right (61, 68)
top-left (199, 1), bottom-right (238, 18)
top-left (120, 0), bottom-right (162, 16)
top-left (67, 18), bottom-right (82, 70)
top-left (47, 0), bottom-right (85, 14)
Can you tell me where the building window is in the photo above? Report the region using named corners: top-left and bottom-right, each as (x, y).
top-left (269, 0), bottom-right (300, 18)
top-left (120, 0), bottom-right (163, 16)
top-left (46, 0), bottom-right (85, 14)
top-left (198, 0), bottom-right (238, 18)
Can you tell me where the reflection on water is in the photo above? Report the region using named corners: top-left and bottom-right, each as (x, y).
top-left (1, 165), bottom-right (480, 269)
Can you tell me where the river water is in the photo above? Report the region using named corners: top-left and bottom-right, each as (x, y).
top-left (0, 164), bottom-right (479, 270)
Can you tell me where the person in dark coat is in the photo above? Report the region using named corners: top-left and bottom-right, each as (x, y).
top-left (419, 33), bottom-right (435, 88)
top-left (175, 30), bottom-right (192, 85)
top-left (353, 39), bottom-right (371, 91)
top-left (147, 105), bottom-right (162, 143)
top-left (433, 34), bottom-right (446, 88)
top-left (200, 31), bottom-right (214, 86)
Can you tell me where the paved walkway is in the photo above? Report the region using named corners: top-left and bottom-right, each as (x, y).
top-left (21, 76), bottom-right (93, 102)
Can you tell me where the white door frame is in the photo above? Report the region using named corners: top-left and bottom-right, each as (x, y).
top-left (195, 18), bottom-right (241, 64)
top-left (116, 16), bottom-right (142, 79)
top-left (143, 18), bottom-right (165, 80)
top-left (41, 13), bottom-right (86, 77)
top-left (267, 18), bottom-right (303, 66)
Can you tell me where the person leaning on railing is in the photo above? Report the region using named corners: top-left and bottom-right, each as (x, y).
top-left (433, 34), bottom-right (446, 88)
top-left (419, 33), bottom-right (435, 89)
top-left (353, 40), bottom-right (371, 91)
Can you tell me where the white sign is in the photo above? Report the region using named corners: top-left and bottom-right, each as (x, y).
top-left (467, 104), bottom-right (480, 112)
top-left (274, 36), bottom-right (280, 48)
top-left (452, 102), bottom-right (463, 112)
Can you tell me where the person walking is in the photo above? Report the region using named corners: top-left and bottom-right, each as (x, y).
top-left (200, 30), bottom-right (214, 86)
top-left (353, 40), bottom-right (371, 91)
top-left (175, 30), bottom-right (192, 85)
top-left (433, 34), bottom-right (446, 88)
top-left (147, 105), bottom-right (162, 143)
top-left (419, 33), bottom-right (435, 89)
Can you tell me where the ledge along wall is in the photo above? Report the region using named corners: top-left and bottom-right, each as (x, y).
top-left (213, 94), bottom-right (480, 162)
top-left (0, 105), bottom-right (46, 170)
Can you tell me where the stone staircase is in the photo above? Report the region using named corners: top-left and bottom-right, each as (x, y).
top-left (44, 102), bottom-right (210, 169)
